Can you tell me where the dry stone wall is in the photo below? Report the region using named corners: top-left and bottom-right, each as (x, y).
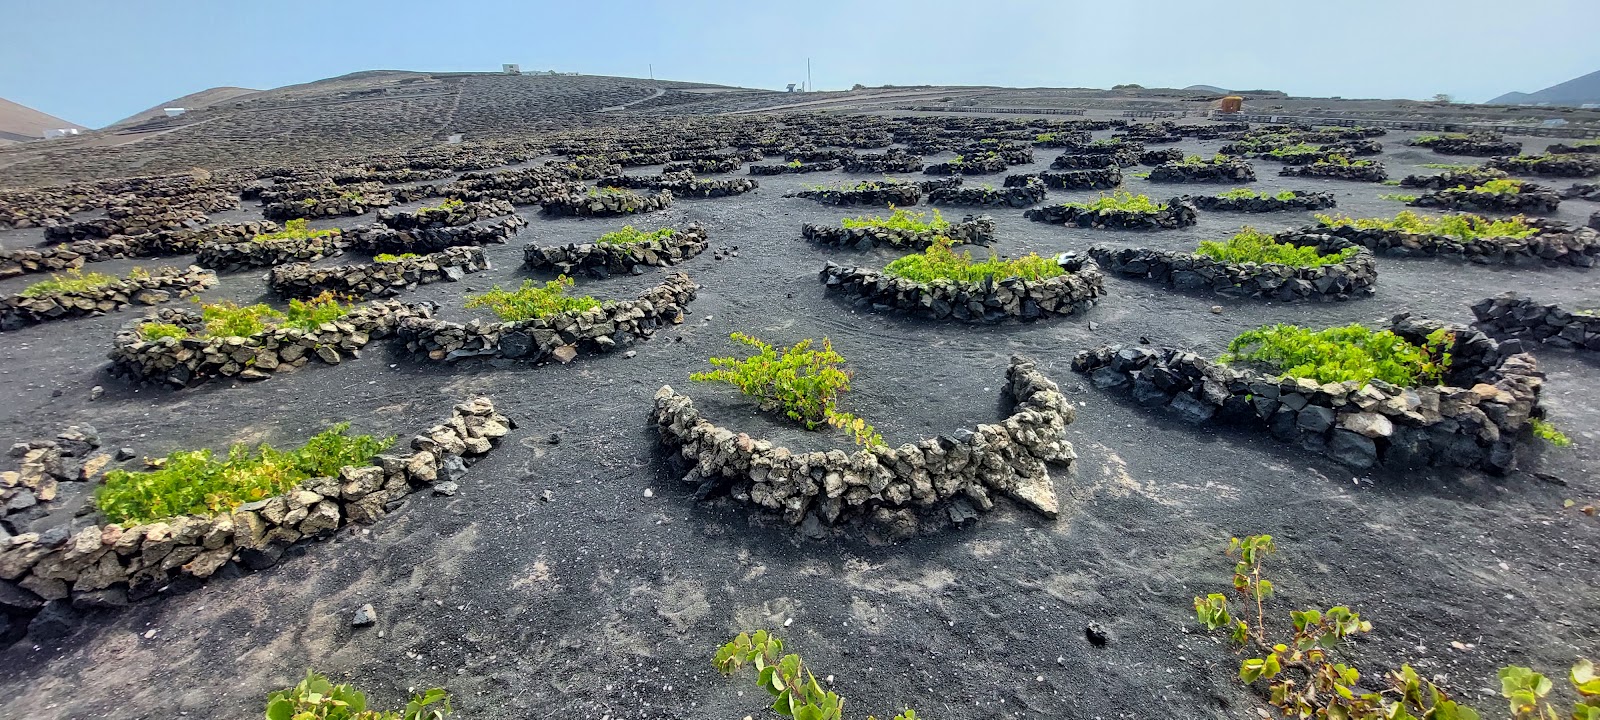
top-left (1073, 314), bottom-right (1544, 473)
top-left (1149, 159), bottom-right (1257, 183)
top-left (1280, 220), bottom-right (1599, 267)
top-left (2, 222), bottom-right (280, 279)
top-left (929, 178), bottom-right (1045, 207)
top-left (801, 215), bottom-right (995, 250)
top-left (1006, 168), bottom-right (1122, 190)
top-left (343, 215), bottom-right (526, 255)
top-left (523, 225), bottom-right (710, 277)
top-left (268, 246), bottom-right (488, 300)
top-left (1279, 162), bottom-right (1388, 182)
top-left (1472, 292), bottom-right (1600, 350)
top-left (396, 273), bottom-right (698, 362)
top-left (0, 398), bottom-right (511, 645)
top-left (1191, 191), bottom-right (1336, 212)
top-left (819, 255), bottom-right (1105, 323)
top-left (2, 267), bottom-right (216, 332)
top-left (1411, 184), bottom-right (1561, 213)
top-left (596, 172), bottom-right (758, 198)
top-left (650, 356), bottom-right (1076, 533)
top-left (376, 200), bottom-right (515, 230)
top-left (541, 189), bottom-right (673, 217)
top-left (195, 230), bottom-right (344, 273)
top-left (1025, 197), bottom-right (1199, 230)
top-left (1089, 236), bottom-right (1376, 302)
top-left (107, 300), bottom-right (430, 387)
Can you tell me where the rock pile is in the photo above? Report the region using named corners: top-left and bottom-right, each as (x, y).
top-left (1089, 236), bottom-right (1376, 302)
top-left (2, 426), bottom-right (102, 535)
top-left (268, 246), bottom-right (488, 300)
top-left (1191, 190), bottom-right (1336, 212)
top-left (801, 215), bottom-right (995, 250)
top-left (2, 267), bottom-right (217, 332)
top-left (541, 189), bottom-right (673, 217)
top-left (1472, 292), bottom-right (1600, 350)
top-left (523, 224), bottom-right (710, 277)
top-left (108, 300), bottom-right (430, 386)
top-left (397, 273), bottom-right (699, 362)
top-left (650, 356), bottom-right (1076, 533)
top-left (819, 254), bottom-right (1105, 323)
top-left (1025, 197), bottom-right (1199, 230)
top-left (0, 398), bottom-right (511, 645)
top-left (1073, 313), bottom-right (1544, 473)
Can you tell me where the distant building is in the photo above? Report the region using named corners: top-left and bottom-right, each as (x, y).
top-left (163, 108), bottom-right (187, 117)
top-left (786, 83), bottom-right (799, 92)
top-left (1542, 118), bottom-right (1569, 127)
top-left (42, 128), bottom-right (80, 139)
top-left (502, 64), bottom-right (520, 75)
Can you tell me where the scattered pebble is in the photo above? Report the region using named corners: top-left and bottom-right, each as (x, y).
top-left (353, 604), bottom-right (377, 627)
top-left (1210, 306), bottom-right (1223, 314)
top-left (623, 350), bottom-right (637, 359)
top-left (643, 488), bottom-right (654, 498)
top-left (143, 629), bottom-right (156, 639)
top-left (89, 386), bottom-right (104, 400)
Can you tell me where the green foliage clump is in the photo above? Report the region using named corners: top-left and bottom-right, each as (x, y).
top-left (716, 631), bottom-right (916, 720)
top-left (1174, 153), bottom-right (1233, 166)
top-left (1195, 227), bottom-right (1358, 267)
top-left (585, 186), bottom-right (629, 197)
top-left (96, 423), bottom-right (392, 524)
top-left (339, 191), bottom-right (368, 204)
top-left (1315, 210), bottom-right (1538, 240)
top-left (19, 268), bottom-right (125, 297)
top-left (465, 275), bottom-right (600, 321)
top-left (1215, 188), bottom-right (1298, 201)
top-left (264, 670), bottom-right (451, 720)
top-left (1064, 190), bottom-right (1164, 214)
top-left (202, 301), bottom-right (283, 338)
top-left (1531, 417), bottom-right (1572, 447)
top-left (283, 292), bottom-right (353, 331)
top-left (884, 237), bottom-right (1065, 284)
top-left (840, 206), bottom-right (948, 233)
top-left (691, 333), bottom-right (882, 447)
top-left (1458, 178), bottom-right (1525, 195)
top-left (786, 159), bottom-right (803, 168)
top-left (373, 253), bottom-right (421, 263)
top-left (1221, 323), bottom-right (1454, 387)
top-left (596, 225), bottom-right (676, 246)
top-left (1312, 153), bottom-right (1374, 167)
top-left (1266, 143), bottom-right (1321, 158)
top-left (1195, 535), bottom-right (1600, 720)
top-left (1128, 170), bottom-right (1152, 179)
top-left (255, 218), bottom-right (337, 243)
top-left (1034, 132), bottom-right (1057, 142)
top-left (138, 322), bottom-right (189, 341)
top-left (417, 198), bottom-right (464, 213)
top-left (1379, 193), bottom-right (1419, 202)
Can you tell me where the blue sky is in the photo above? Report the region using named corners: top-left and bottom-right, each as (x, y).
top-left (3, 0), bottom-right (1597, 128)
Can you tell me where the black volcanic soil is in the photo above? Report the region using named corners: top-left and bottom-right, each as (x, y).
top-left (0, 129), bottom-right (1596, 720)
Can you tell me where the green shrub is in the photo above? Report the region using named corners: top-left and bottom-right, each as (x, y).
top-left (1315, 210), bottom-right (1537, 240)
top-left (884, 237), bottom-right (1064, 284)
top-left (339, 191), bottom-right (367, 204)
top-left (595, 225), bottom-right (676, 245)
top-left (840, 206), bottom-right (948, 233)
top-left (202, 301), bottom-right (284, 338)
top-left (1128, 171), bottom-right (1151, 179)
top-left (1266, 143), bottom-right (1321, 158)
top-left (265, 670), bottom-right (451, 720)
top-left (1195, 228), bottom-right (1358, 267)
top-left (1034, 132), bottom-right (1057, 142)
top-left (1531, 417), bottom-right (1572, 447)
top-left (787, 159), bottom-right (803, 168)
top-left (1215, 188), bottom-right (1297, 201)
top-left (283, 291), bottom-right (353, 331)
top-left (96, 423), bottom-right (392, 524)
top-left (715, 631), bottom-right (916, 720)
top-left (464, 275), bottom-right (600, 321)
top-left (417, 198), bottom-right (464, 213)
top-left (1378, 193), bottom-right (1419, 202)
top-left (18, 268), bottom-right (127, 297)
top-left (1221, 323), bottom-right (1454, 387)
top-left (1174, 153), bottom-right (1232, 166)
top-left (373, 253), bottom-right (421, 263)
top-left (1194, 535), bottom-right (1600, 720)
top-left (585, 186), bottom-right (629, 197)
top-left (1457, 178), bottom-right (1525, 195)
top-left (1063, 190), bottom-right (1164, 214)
top-left (255, 218), bottom-right (337, 243)
top-left (691, 333), bottom-right (882, 446)
top-left (138, 322), bottom-right (190, 341)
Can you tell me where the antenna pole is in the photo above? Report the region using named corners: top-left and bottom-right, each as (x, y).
top-left (649, 63), bottom-right (653, 80)
top-left (807, 58), bottom-right (811, 92)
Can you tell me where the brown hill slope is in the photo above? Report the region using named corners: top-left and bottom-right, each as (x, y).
top-left (105, 86), bottom-right (259, 130)
top-left (0, 97), bottom-right (84, 142)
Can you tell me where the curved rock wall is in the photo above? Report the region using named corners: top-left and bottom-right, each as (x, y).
top-left (1088, 237), bottom-right (1377, 302)
top-left (268, 246), bottom-right (488, 300)
top-left (1191, 191), bottom-right (1336, 212)
top-left (800, 215), bottom-right (995, 250)
top-left (929, 178), bottom-right (1045, 207)
top-left (819, 255), bottom-right (1105, 323)
top-left (1148, 160), bottom-right (1257, 183)
top-left (541, 189), bottom-right (673, 217)
top-left (2, 267), bottom-right (217, 332)
top-left (650, 356), bottom-right (1076, 530)
top-left (0, 398), bottom-right (511, 644)
top-left (1399, 169), bottom-right (1509, 191)
top-left (1279, 162), bottom-right (1388, 182)
top-left (596, 172), bottom-right (758, 198)
top-left (1472, 292), bottom-right (1600, 350)
top-left (1007, 168), bottom-right (1122, 190)
top-left (1410, 185), bottom-right (1561, 213)
top-left (396, 273), bottom-right (699, 362)
top-left (1025, 197), bottom-right (1199, 230)
top-left (749, 161), bottom-right (839, 176)
top-left (343, 215), bottom-right (526, 255)
top-left (1073, 314), bottom-right (1543, 473)
top-left (196, 231), bottom-right (345, 273)
top-left (2, 222), bottom-right (280, 279)
top-left (376, 200), bottom-right (515, 230)
top-left (842, 152), bottom-right (925, 174)
top-left (264, 195), bottom-right (393, 220)
top-left (1281, 220), bottom-right (1598, 266)
top-left (523, 225), bottom-right (710, 277)
top-left (791, 184), bottom-right (922, 207)
top-left (1485, 154), bottom-right (1600, 179)
top-left (108, 300), bottom-right (429, 386)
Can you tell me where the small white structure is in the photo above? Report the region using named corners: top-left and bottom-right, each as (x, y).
top-left (1542, 118), bottom-right (1569, 127)
top-left (786, 83), bottom-right (798, 92)
top-left (42, 128), bottom-right (80, 139)
top-left (502, 64), bottom-right (520, 75)
top-left (163, 107), bottom-right (187, 117)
